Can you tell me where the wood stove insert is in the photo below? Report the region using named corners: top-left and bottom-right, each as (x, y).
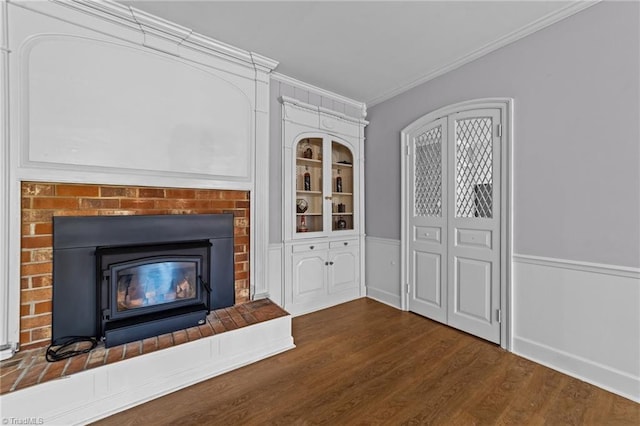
top-left (52, 214), bottom-right (235, 348)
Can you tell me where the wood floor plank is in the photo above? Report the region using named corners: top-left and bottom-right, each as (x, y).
top-left (93, 298), bottom-right (640, 425)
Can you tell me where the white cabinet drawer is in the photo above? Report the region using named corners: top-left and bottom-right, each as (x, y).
top-left (292, 242), bottom-right (329, 253)
top-left (329, 239), bottom-right (358, 249)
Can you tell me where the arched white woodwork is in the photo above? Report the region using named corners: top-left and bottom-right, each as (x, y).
top-left (280, 96), bottom-right (367, 316)
top-left (401, 98), bottom-right (513, 349)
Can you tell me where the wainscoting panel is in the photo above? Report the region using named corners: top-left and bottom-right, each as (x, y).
top-left (365, 237), bottom-right (401, 309)
top-left (267, 244), bottom-right (284, 306)
top-left (512, 255), bottom-right (640, 402)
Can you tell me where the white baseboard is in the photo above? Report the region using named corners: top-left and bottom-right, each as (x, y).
top-left (513, 255), bottom-right (640, 402)
top-left (366, 288), bottom-right (401, 310)
top-left (365, 237), bottom-right (402, 309)
top-left (513, 336), bottom-right (639, 403)
top-left (0, 316), bottom-right (295, 425)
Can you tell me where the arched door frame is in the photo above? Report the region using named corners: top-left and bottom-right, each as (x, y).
top-left (400, 98), bottom-right (514, 350)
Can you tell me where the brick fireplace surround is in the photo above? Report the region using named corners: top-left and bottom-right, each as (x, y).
top-left (19, 182), bottom-right (250, 350)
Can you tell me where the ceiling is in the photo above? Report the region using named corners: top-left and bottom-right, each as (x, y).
top-left (118, 1), bottom-right (593, 105)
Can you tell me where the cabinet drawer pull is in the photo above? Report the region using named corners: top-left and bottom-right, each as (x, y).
top-left (344, 242), bottom-right (348, 246)
top-left (310, 245), bottom-right (314, 250)
top-left (329, 261), bottom-right (334, 265)
top-left (325, 261), bottom-right (329, 266)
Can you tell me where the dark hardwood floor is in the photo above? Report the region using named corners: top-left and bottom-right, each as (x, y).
top-left (95, 298), bottom-right (639, 425)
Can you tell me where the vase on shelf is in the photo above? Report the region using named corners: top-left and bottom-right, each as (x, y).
top-left (335, 169), bottom-right (342, 193)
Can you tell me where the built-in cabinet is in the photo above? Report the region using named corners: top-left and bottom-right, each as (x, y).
top-left (281, 96), bottom-right (367, 315)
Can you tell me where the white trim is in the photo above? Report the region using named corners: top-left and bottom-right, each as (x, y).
top-left (1, 316), bottom-right (295, 424)
top-left (513, 336), bottom-right (639, 403)
top-left (367, 1), bottom-right (599, 106)
top-left (513, 254), bottom-right (640, 279)
top-left (366, 291), bottom-right (401, 310)
top-left (49, 0), bottom-right (279, 70)
top-left (273, 72), bottom-right (367, 119)
top-left (0, 0), bottom-right (14, 355)
top-left (280, 95), bottom-right (368, 127)
top-left (266, 243), bottom-right (284, 306)
top-left (366, 236), bottom-right (401, 247)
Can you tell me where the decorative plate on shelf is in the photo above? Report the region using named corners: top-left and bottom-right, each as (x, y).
top-left (296, 198), bottom-right (308, 213)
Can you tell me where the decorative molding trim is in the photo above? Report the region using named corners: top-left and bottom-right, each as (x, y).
top-left (513, 254), bottom-right (640, 279)
top-left (273, 72), bottom-right (366, 118)
top-left (513, 336), bottom-right (640, 403)
top-left (366, 236), bottom-right (401, 247)
top-left (0, 0), bottom-right (13, 353)
top-left (47, 0), bottom-right (279, 71)
top-left (367, 1), bottom-right (600, 106)
top-left (280, 95), bottom-right (368, 127)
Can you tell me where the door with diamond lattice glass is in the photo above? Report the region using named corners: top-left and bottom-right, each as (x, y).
top-left (407, 117), bottom-right (448, 323)
top-left (406, 108), bottom-right (501, 344)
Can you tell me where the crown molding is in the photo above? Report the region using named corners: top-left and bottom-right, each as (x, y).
top-left (280, 95), bottom-right (367, 126)
top-left (367, 0), bottom-right (600, 106)
top-left (47, 0), bottom-right (278, 71)
top-left (272, 72), bottom-right (366, 119)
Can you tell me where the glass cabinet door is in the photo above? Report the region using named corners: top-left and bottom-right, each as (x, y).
top-left (331, 141), bottom-right (354, 232)
top-left (295, 138), bottom-right (323, 234)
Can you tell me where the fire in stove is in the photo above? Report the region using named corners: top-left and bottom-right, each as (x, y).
top-left (52, 214), bottom-right (235, 348)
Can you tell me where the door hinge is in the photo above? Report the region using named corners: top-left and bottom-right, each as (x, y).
top-left (405, 145), bottom-right (410, 156)
top-left (496, 124), bottom-right (503, 137)
top-left (406, 283), bottom-right (411, 294)
top-left (496, 309), bottom-right (502, 323)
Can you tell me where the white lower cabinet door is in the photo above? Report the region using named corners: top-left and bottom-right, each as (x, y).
top-left (292, 251), bottom-right (327, 301)
top-left (328, 246), bottom-right (358, 294)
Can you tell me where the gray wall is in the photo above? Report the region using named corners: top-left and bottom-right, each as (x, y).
top-left (365, 1), bottom-right (640, 267)
top-left (269, 79), bottom-right (363, 243)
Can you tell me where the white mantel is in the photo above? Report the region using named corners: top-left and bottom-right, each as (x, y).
top-left (0, 0), bottom-right (277, 357)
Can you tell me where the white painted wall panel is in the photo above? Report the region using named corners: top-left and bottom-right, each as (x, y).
top-left (513, 258), bottom-right (640, 401)
top-left (26, 36), bottom-right (252, 180)
top-left (365, 237), bottom-right (401, 308)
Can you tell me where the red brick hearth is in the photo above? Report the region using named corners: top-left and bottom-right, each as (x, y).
top-left (0, 299), bottom-right (287, 395)
top-left (20, 182), bottom-right (250, 350)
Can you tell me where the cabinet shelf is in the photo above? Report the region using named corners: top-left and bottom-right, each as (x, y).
top-left (297, 213), bottom-right (322, 216)
top-left (332, 212), bottom-right (353, 216)
top-left (332, 162), bottom-right (353, 168)
top-left (297, 190), bottom-right (322, 195)
top-left (297, 157), bottom-right (322, 165)
top-left (332, 192), bottom-right (352, 196)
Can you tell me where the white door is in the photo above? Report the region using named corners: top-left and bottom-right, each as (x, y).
top-left (406, 108), bottom-right (502, 344)
top-left (407, 117), bottom-right (448, 323)
top-left (446, 110), bottom-right (501, 343)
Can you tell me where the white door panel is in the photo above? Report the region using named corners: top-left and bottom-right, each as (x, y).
top-left (328, 249), bottom-right (358, 294)
top-left (447, 109), bottom-right (501, 343)
top-left (406, 107), bottom-right (502, 345)
top-left (407, 118), bottom-right (448, 323)
top-left (292, 253), bottom-right (326, 299)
